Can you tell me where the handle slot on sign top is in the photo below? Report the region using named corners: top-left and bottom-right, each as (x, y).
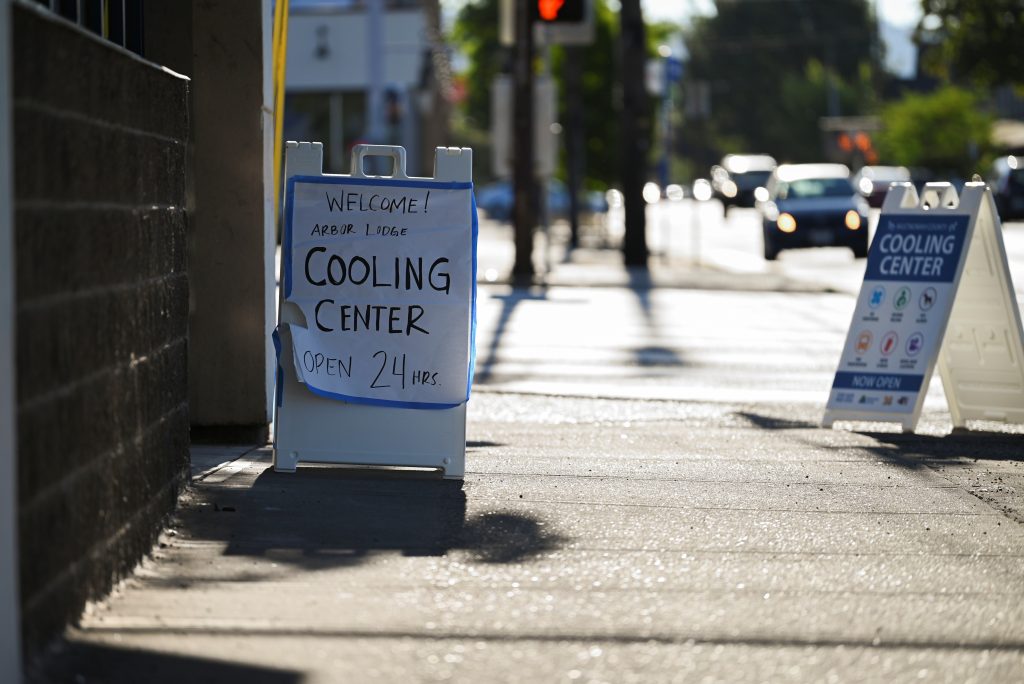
top-left (920, 182), bottom-right (959, 211)
top-left (351, 144), bottom-right (409, 180)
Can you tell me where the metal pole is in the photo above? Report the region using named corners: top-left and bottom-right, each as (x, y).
top-left (328, 92), bottom-right (344, 172)
top-left (659, 63), bottom-right (670, 192)
top-left (619, 0), bottom-right (649, 267)
top-left (0, 0), bottom-right (22, 677)
top-left (366, 0), bottom-right (385, 167)
top-left (692, 199), bottom-right (702, 267)
top-left (512, 0), bottom-right (535, 282)
top-left (565, 45), bottom-right (583, 250)
top-left (539, 38), bottom-right (552, 275)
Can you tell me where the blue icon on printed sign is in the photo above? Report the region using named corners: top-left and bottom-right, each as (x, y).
top-left (906, 332), bottom-right (924, 356)
top-left (869, 286), bottom-right (886, 309)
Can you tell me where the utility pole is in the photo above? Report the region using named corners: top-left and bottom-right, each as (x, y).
top-left (619, 0), bottom-right (650, 267)
top-left (420, 0), bottom-right (452, 177)
top-left (512, 0), bottom-right (536, 282)
top-left (565, 45), bottom-right (584, 250)
top-left (366, 0), bottom-right (384, 147)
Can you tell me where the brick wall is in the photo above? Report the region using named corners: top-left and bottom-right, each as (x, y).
top-left (12, 6), bottom-right (190, 652)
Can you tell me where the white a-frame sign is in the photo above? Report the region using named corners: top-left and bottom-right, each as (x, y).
top-left (824, 182), bottom-right (1024, 432)
top-left (274, 142), bottom-right (476, 478)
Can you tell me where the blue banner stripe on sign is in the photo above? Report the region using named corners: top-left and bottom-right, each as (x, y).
top-left (863, 214), bottom-right (969, 283)
top-left (832, 372), bottom-right (924, 393)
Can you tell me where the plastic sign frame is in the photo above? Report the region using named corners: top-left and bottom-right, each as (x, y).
top-left (273, 143), bottom-right (475, 478)
top-left (824, 182), bottom-right (1024, 432)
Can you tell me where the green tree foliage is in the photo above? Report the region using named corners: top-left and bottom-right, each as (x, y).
top-left (549, 1), bottom-right (623, 188)
top-left (875, 86), bottom-right (992, 177)
top-left (683, 0), bottom-right (882, 161)
top-left (450, 0), bottom-right (501, 134)
top-left (918, 0), bottom-right (1024, 88)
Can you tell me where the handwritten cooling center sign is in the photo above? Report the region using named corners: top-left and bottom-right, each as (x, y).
top-left (284, 176), bottom-right (477, 409)
top-left (827, 213), bottom-right (969, 415)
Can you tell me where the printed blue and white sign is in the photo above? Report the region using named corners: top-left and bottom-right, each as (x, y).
top-left (827, 213), bottom-right (970, 414)
top-left (283, 176), bottom-right (476, 409)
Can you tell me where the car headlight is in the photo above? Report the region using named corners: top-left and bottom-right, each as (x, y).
top-left (777, 213), bottom-right (797, 233)
top-left (858, 177), bottom-right (874, 195)
top-left (845, 210), bottom-right (862, 230)
top-left (693, 179), bottom-right (713, 202)
top-left (643, 182), bottom-right (661, 204)
top-left (722, 180), bottom-right (738, 198)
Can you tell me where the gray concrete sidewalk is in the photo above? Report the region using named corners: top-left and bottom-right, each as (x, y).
top-left (33, 392), bottom-right (1024, 683)
top-left (32, 227), bottom-right (1024, 683)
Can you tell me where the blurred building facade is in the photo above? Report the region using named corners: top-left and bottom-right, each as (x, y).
top-left (2, 0), bottom-right (277, 667)
top-left (284, 0), bottom-right (451, 176)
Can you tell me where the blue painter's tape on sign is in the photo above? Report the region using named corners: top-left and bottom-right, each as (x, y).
top-left (467, 192), bottom-right (479, 394)
top-left (864, 214), bottom-right (969, 283)
top-left (283, 174), bottom-right (477, 409)
top-left (832, 371), bottom-right (924, 393)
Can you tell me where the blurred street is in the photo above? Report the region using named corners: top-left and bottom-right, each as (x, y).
top-left (36, 203), bottom-right (1024, 683)
top-left (480, 199), bottom-right (1024, 299)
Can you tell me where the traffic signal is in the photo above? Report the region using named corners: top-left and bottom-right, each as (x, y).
top-left (532, 0), bottom-right (585, 23)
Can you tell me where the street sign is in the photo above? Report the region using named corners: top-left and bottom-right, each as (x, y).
top-left (491, 74), bottom-right (556, 178)
top-left (666, 56), bottom-right (684, 83)
top-left (499, 0), bottom-right (594, 46)
top-left (824, 182), bottom-right (1024, 432)
top-left (274, 143), bottom-right (476, 477)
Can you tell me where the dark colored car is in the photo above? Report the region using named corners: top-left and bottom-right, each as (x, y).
top-left (853, 165), bottom-right (911, 208)
top-left (990, 156), bottom-right (1024, 221)
top-left (758, 163), bottom-right (869, 261)
top-left (711, 154), bottom-right (777, 212)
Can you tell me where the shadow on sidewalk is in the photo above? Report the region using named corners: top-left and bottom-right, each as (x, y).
top-left (184, 464), bottom-right (564, 570)
top-left (474, 288), bottom-right (549, 384)
top-left (858, 431), bottom-right (1024, 465)
top-left (32, 641), bottom-right (302, 684)
top-left (734, 411), bottom-right (820, 431)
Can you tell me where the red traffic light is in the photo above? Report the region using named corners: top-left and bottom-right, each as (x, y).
top-left (533, 0), bottom-right (585, 23)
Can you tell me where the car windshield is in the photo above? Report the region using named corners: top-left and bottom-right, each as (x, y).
top-left (869, 168), bottom-right (909, 182)
top-left (735, 170), bottom-right (772, 190)
top-left (779, 178), bottom-right (853, 199)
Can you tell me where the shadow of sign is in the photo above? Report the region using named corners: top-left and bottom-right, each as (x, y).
top-left (183, 465), bottom-right (563, 570)
top-left (853, 430), bottom-right (1024, 523)
top-left (859, 431), bottom-right (1024, 464)
top-left (459, 512), bottom-right (560, 564)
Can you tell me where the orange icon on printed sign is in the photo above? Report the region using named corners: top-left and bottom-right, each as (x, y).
top-left (538, 0), bottom-right (565, 20)
top-left (855, 331), bottom-right (872, 354)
